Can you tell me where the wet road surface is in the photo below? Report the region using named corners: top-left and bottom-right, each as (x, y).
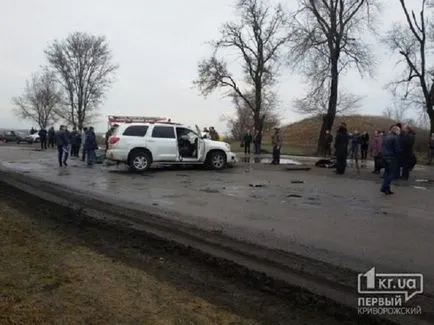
top-left (1, 145), bottom-right (434, 295)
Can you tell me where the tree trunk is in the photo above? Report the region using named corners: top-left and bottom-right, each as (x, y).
top-left (428, 104), bottom-right (434, 139)
top-left (316, 57), bottom-right (339, 155)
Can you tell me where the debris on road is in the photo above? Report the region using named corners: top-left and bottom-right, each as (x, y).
top-left (286, 167), bottom-right (311, 171)
top-left (287, 194), bottom-right (302, 198)
top-left (413, 186), bottom-right (427, 190)
top-left (249, 183), bottom-right (267, 187)
top-left (290, 180), bottom-right (304, 184)
top-left (415, 179), bottom-right (433, 183)
top-left (202, 187), bottom-right (220, 193)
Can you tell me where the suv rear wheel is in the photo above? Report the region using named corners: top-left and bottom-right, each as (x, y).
top-left (208, 151), bottom-right (227, 170)
top-left (129, 150), bottom-right (151, 172)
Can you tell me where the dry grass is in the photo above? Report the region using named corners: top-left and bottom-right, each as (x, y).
top-left (0, 202), bottom-right (258, 325)
top-left (261, 115), bottom-right (431, 155)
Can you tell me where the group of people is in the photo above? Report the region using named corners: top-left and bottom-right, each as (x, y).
top-left (333, 122), bottom-right (418, 195)
top-left (202, 127), bottom-right (221, 141)
top-left (35, 125), bottom-right (99, 167)
top-left (241, 130), bottom-right (265, 156)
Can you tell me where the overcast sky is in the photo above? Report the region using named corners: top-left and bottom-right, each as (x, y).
top-left (0, 0), bottom-right (416, 133)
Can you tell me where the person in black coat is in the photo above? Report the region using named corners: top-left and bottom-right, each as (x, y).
top-left (334, 123), bottom-right (349, 174)
top-left (360, 131), bottom-right (369, 163)
top-left (400, 125), bottom-right (415, 180)
top-left (48, 127), bottom-right (56, 148)
top-left (38, 128), bottom-right (48, 150)
top-left (381, 126), bottom-right (401, 195)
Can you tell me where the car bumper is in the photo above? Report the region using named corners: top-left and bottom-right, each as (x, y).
top-left (226, 151), bottom-right (237, 165)
top-left (106, 149), bottom-right (129, 162)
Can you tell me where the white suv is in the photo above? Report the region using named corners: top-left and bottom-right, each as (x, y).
top-left (106, 122), bottom-right (237, 172)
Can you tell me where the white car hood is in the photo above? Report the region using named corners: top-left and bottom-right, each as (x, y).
top-left (203, 138), bottom-right (230, 150)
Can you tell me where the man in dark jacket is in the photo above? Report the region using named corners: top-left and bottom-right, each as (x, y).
top-left (38, 128), bottom-right (48, 150)
top-left (253, 131), bottom-right (262, 155)
top-left (69, 127), bottom-right (79, 157)
top-left (380, 126), bottom-right (401, 195)
top-left (360, 131), bottom-right (369, 164)
top-left (85, 126), bottom-right (98, 167)
top-left (334, 123), bottom-right (349, 174)
top-left (55, 125), bottom-right (69, 167)
top-left (428, 133), bottom-right (434, 165)
top-left (271, 128), bottom-right (282, 165)
top-left (400, 125), bottom-right (415, 180)
top-left (48, 127), bottom-right (56, 148)
top-left (243, 131), bottom-right (253, 155)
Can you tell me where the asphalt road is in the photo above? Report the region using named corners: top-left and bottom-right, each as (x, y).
top-left (1, 144), bottom-right (433, 298)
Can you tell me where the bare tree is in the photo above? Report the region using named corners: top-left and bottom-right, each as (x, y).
top-left (382, 97), bottom-right (410, 122)
top-left (383, 0), bottom-right (434, 139)
top-left (293, 84), bottom-right (363, 116)
top-left (224, 90), bottom-right (280, 139)
top-left (288, 0), bottom-right (378, 154)
top-left (12, 68), bottom-right (62, 129)
top-left (193, 0), bottom-right (289, 146)
top-left (45, 32), bottom-right (119, 130)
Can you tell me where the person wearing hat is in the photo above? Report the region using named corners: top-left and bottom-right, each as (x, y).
top-left (271, 127), bottom-right (282, 164)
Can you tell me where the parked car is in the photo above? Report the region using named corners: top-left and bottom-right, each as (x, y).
top-left (105, 122), bottom-right (237, 172)
top-left (24, 133), bottom-right (40, 143)
top-left (1, 131), bottom-right (26, 143)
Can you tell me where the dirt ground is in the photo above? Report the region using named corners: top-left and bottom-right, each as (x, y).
top-left (0, 182), bottom-right (392, 325)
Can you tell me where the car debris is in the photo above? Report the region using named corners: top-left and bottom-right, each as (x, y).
top-left (290, 180), bottom-right (304, 184)
top-left (286, 167), bottom-right (311, 171)
top-left (249, 183), bottom-right (266, 187)
top-left (287, 194), bottom-right (302, 198)
top-left (415, 179), bottom-right (433, 183)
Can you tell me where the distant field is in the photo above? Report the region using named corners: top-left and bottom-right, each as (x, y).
top-left (260, 114), bottom-right (431, 156)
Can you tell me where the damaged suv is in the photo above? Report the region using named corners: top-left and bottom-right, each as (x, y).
top-left (106, 122), bottom-right (237, 172)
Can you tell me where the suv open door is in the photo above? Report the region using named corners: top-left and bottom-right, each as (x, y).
top-left (195, 125), bottom-right (206, 160)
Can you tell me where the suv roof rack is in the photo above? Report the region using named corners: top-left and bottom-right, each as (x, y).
top-left (107, 115), bottom-right (170, 127)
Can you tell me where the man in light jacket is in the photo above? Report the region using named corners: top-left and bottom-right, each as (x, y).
top-left (370, 130), bottom-right (383, 173)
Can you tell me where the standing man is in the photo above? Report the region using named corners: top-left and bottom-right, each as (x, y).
top-left (243, 131), bottom-right (253, 155)
top-left (370, 130), bottom-right (383, 174)
top-left (334, 122), bottom-right (349, 174)
top-left (48, 127), bottom-right (55, 148)
top-left (253, 130), bottom-right (262, 155)
top-left (85, 126), bottom-right (98, 167)
top-left (271, 128), bottom-right (282, 165)
top-left (360, 131), bottom-right (370, 166)
top-left (324, 130), bottom-right (333, 156)
top-left (400, 125), bottom-right (415, 180)
top-left (349, 130), bottom-right (361, 164)
top-left (69, 127), bottom-right (78, 157)
top-left (81, 127), bottom-right (88, 162)
top-left (55, 125), bottom-right (69, 167)
top-left (428, 133), bottom-right (434, 165)
top-left (38, 127), bottom-right (48, 150)
top-left (380, 126), bottom-right (401, 195)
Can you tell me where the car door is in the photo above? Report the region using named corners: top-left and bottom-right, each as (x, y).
top-left (195, 125), bottom-right (206, 161)
top-left (150, 125), bottom-right (177, 161)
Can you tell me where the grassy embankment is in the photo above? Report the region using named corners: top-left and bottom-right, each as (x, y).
top-left (0, 202), bottom-right (258, 325)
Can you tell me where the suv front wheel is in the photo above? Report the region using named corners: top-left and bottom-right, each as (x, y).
top-left (129, 150), bottom-right (151, 172)
top-left (208, 151), bottom-right (227, 170)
